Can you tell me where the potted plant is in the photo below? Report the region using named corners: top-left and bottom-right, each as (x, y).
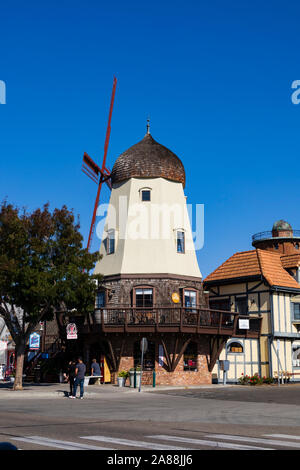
top-left (117, 370), bottom-right (128, 387)
top-left (129, 366), bottom-right (142, 388)
top-left (10, 371), bottom-right (16, 384)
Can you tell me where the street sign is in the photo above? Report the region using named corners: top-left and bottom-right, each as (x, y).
top-left (140, 337), bottom-right (148, 353)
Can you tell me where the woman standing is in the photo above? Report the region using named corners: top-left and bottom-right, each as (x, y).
top-left (65, 360), bottom-right (76, 397)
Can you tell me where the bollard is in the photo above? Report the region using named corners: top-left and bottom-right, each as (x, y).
top-left (134, 368), bottom-right (136, 388)
top-left (152, 370), bottom-right (156, 388)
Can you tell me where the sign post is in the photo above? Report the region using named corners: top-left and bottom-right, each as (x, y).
top-left (139, 337), bottom-right (148, 393)
top-left (219, 360), bottom-right (230, 385)
top-left (277, 339), bottom-right (280, 386)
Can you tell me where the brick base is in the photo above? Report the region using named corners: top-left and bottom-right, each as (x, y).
top-left (110, 336), bottom-right (212, 386)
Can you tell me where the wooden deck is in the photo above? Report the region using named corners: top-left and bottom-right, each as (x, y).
top-left (82, 307), bottom-right (262, 338)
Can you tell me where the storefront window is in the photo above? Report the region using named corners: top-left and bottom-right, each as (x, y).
top-left (183, 342), bottom-right (198, 371)
top-left (227, 342), bottom-right (243, 353)
top-left (134, 340), bottom-right (155, 370)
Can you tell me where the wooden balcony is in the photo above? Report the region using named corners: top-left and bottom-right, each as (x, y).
top-left (82, 307), bottom-right (262, 338)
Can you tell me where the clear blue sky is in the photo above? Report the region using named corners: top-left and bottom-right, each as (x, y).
top-left (1, 0), bottom-right (300, 278)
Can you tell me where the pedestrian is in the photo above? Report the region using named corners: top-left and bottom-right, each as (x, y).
top-left (91, 358), bottom-right (101, 384)
top-left (70, 357), bottom-right (86, 399)
top-left (64, 360), bottom-right (76, 397)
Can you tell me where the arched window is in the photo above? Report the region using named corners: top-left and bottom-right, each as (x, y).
top-left (139, 187), bottom-right (152, 202)
top-left (133, 286), bottom-right (154, 308)
top-left (227, 341), bottom-right (243, 353)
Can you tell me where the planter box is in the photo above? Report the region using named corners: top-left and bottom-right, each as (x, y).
top-left (129, 370), bottom-right (141, 388)
top-left (117, 377), bottom-right (126, 387)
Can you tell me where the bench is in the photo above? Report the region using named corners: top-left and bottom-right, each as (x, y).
top-left (83, 375), bottom-right (102, 387)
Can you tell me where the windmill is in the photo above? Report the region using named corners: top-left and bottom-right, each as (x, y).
top-left (82, 77), bottom-right (117, 252)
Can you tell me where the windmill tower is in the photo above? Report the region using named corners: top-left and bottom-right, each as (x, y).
top-left (78, 104), bottom-right (260, 387)
top-left (94, 128), bottom-right (202, 283)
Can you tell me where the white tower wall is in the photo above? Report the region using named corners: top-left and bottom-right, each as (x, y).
top-left (94, 177), bottom-right (201, 278)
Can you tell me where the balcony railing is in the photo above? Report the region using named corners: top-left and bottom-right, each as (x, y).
top-left (83, 307), bottom-right (262, 338)
top-left (252, 230), bottom-right (300, 242)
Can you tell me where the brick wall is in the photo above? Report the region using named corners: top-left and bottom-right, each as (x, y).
top-left (111, 335), bottom-right (212, 386)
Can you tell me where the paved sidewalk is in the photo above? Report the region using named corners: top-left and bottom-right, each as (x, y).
top-left (0, 381), bottom-right (231, 399)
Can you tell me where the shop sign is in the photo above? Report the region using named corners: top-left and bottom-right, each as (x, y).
top-left (29, 333), bottom-right (40, 350)
top-left (238, 319), bottom-right (249, 329)
top-left (66, 323), bottom-right (78, 339)
top-left (172, 292), bottom-right (180, 303)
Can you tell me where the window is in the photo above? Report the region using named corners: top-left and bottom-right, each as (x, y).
top-left (295, 243), bottom-right (299, 250)
top-left (293, 303), bottom-right (300, 321)
top-left (107, 230), bottom-right (115, 254)
top-left (134, 340), bottom-right (155, 370)
top-left (209, 299), bottom-right (231, 311)
top-left (184, 290), bottom-right (197, 308)
top-left (141, 190), bottom-right (151, 201)
top-left (177, 231), bottom-right (185, 253)
top-left (236, 297), bottom-right (248, 314)
top-left (227, 342), bottom-right (243, 353)
top-left (96, 291), bottom-right (106, 308)
top-left (184, 342), bottom-right (198, 371)
top-left (135, 288), bottom-right (153, 308)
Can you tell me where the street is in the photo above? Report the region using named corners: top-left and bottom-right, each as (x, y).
top-left (1, 382), bottom-right (300, 454)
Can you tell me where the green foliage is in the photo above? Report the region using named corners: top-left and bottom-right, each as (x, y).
top-left (238, 373), bottom-right (250, 385)
top-left (238, 373), bottom-right (275, 385)
top-left (130, 366), bottom-right (141, 372)
top-left (0, 201), bottom-right (102, 387)
top-left (118, 370), bottom-right (129, 378)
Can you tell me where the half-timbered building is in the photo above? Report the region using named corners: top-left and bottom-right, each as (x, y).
top-left (203, 220), bottom-right (300, 383)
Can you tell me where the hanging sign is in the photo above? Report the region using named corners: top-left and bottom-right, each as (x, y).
top-left (172, 292), bottom-right (180, 304)
top-left (29, 333), bottom-right (40, 350)
top-left (238, 319), bottom-right (249, 330)
top-left (66, 323), bottom-right (78, 339)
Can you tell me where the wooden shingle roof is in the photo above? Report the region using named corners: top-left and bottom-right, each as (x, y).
top-left (111, 133), bottom-right (186, 187)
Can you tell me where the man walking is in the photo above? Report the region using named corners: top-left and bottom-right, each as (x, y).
top-left (70, 357), bottom-right (86, 399)
top-left (91, 358), bottom-right (101, 384)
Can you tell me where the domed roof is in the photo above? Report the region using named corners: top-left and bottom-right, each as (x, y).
top-left (110, 133), bottom-right (186, 187)
top-left (272, 220), bottom-right (292, 231)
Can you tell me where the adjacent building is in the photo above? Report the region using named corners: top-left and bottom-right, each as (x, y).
top-left (203, 220), bottom-right (300, 383)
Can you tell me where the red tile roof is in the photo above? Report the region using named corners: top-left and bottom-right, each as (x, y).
top-left (280, 254), bottom-right (300, 269)
top-left (204, 249), bottom-right (300, 289)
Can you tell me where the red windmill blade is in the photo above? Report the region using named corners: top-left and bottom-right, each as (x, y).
top-left (82, 76), bottom-right (117, 252)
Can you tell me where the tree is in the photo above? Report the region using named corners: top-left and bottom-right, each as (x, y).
top-left (0, 201), bottom-right (102, 390)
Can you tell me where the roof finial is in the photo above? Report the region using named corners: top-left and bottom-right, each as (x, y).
top-left (146, 116), bottom-right (150, 135)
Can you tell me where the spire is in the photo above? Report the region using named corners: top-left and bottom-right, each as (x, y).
top-left (146, 116), bottom-right (150, 135)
